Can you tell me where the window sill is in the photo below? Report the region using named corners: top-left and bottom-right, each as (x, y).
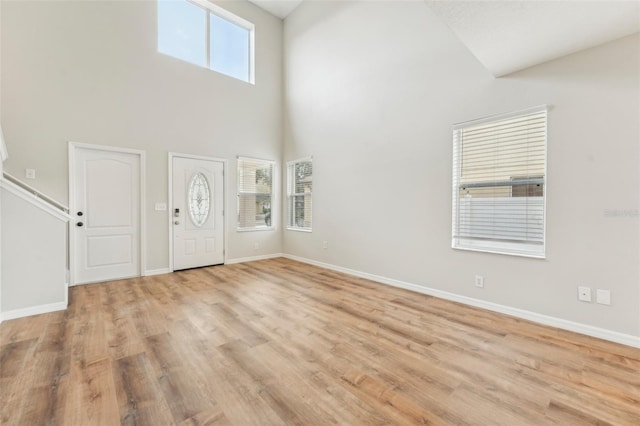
top-left (453, 245), bottom-right (545, 259)
top-left (287, 227), bottom-right (312, 233)
top-left (237, 227), bottom-right (276, 233)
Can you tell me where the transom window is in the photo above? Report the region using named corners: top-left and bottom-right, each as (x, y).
top-left (452, 106), bottom-right (547, 257)
top-left (237, 157), bottom-right (274, 231)
top-left (157, 0), bottom-right (254, 83)
top-left (287, 157), bottom-right (313, 232)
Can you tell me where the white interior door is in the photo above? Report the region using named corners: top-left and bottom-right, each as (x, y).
top-left (72, 146), bottom-right (141, 284)
top-left (172, 157), bottom-right (224, 270)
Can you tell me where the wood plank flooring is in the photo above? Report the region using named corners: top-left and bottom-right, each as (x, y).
top-left (1, 258), bottom-right (639, 425)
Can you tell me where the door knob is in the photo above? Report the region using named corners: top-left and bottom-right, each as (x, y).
top-left (174, 220), bottom-right (180, 225)
top-left (76, 222), bottom-right (84, 227)
top-left (77, 211), bottom-right (84, 216)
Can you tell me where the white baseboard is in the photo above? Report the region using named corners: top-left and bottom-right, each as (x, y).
top-left (144, 268), bottom-right (171, 276)
top-left (226, 253), bottom-right (284, 265)
top-left (282, 254), bottom-right (640, 349)
top-left (0, 301), bottom-right (67, 322)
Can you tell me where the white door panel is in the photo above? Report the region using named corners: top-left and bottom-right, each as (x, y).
top-left (86, 159), bottom-right (133, 227)
top-left (86, 235), bottom-right (133, 267)
top-left (73, 147), bottom-right (141, 284)
top-left (173, 157), bottom-right (224, 270)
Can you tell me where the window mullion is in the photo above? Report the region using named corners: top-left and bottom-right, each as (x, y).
top-left (205, 11), bottom-right (211, 69)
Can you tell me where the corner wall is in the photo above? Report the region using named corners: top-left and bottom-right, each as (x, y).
top-left (283, 1), bottom-right (640, 339)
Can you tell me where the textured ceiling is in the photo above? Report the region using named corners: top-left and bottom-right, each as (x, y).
top-left (424, 0), bottom-right (640, 77)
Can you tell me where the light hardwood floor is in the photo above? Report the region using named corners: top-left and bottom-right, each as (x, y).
top-left (1, 258), bottom-right (639, 425)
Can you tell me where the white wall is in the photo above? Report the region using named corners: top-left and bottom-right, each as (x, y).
top-left (0, 0), bottom-right (283, 270)
top-left (1, 188), bottom-right (68, 315)
top-left (283, 1), bottom-right (640, 338)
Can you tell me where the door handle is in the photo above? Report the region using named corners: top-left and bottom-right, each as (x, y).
top-left (174, 220), bottom-right (180, 225)
top-left (174, 208), bottom-right (180, 218)
top-left (77, 211), bottom-right (84, 216)
top-left (77, 222), bottom-right (84, 227)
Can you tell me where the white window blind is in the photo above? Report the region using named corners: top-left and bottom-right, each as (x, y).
top-left (287, 157), bottom-right (313, 231)
top-left (237, 157), bottom-right (274, 231)
top-left (452, 106), bottom-right (547, 257)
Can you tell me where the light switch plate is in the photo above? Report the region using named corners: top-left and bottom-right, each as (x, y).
top-left (596, 289), bottom-right (611, 305)
top-left (155, 202), bottom-right (167, 211)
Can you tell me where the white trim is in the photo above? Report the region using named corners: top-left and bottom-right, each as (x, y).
top-left (187, 0), bottom-right (255, 84)
top-left (286, 227), bottom-right (312, 233)
top-left (286, 156), bottom-right (313, 232)
top-left (452, 104), bottom-right (548, 130)
top-left (0, 301), bottom-right (67, 322)
top-left (287, 155), bottom-right (313, 163)
top-left (452, 245), bottom-right (546, 259)
top-left (282, 254), bottom-right (640, 349)
top-left (190, 0), bottom-right (254, 30)
top-left (0, 178), bottom-right (71, 222)
top-left (236, 156), bottom-right (277, 232)
top-left (68, 142), bottom-right (146, 286)
top-left (451, 107), bottom-right (547, 258)
top-left (237, 155), bottom-right (276, 164)
top-left (0, 124), bottom-right (8, 162)
top-left (144, 268), bottom-right (171, 277)
top-left (168, 153), bottom-right (228, 272)
top-left (225, 253), bottom-right (283, 265)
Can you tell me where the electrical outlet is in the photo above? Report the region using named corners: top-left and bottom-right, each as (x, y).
top-left (25, 168), bottom-right (36, 179)
top-left (596, 289), bottom-right (611, 305)
top-left (578, 286), bottom-right (592, 302)
top-left (254, 242), bottom-right (259, 250)
top-left (475, 275), bottom-right (484, 288)
top-left (323, 241), bottom-right (328, 249)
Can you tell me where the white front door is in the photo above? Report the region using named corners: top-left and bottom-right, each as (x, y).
top-left (172, 156), bottom-right (224, 270)
top-left (72, 146), bottom-right (142, 284)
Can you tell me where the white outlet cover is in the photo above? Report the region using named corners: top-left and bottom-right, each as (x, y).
top-left (475, 275), bottom-right (484, 288)
top-left (578, 286), bottom-right (592, 302)
top-left (155, 202), bottom-right (167, 211)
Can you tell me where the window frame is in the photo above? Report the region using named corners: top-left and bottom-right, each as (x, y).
top-left (286, 157), bottom-right (313, 233)
top-left (158, 0), bottom-right (255, 84)
top-left (237, 156), bottom-right (275, 232)
top-left (451, 105), bottom-right (548, 258)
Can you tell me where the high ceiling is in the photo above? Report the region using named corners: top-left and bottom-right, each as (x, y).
top-left (249, 0), bottom-right (640, 77)
top-left (425, 0), bottom-right (640, 77)
top-left (248, 0), bottom-right (303, 19)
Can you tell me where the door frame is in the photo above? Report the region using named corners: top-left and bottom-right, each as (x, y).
top-left (68, 142), bottom-right (146, 286)
top-left (168, 152), bottom-right (227, 272)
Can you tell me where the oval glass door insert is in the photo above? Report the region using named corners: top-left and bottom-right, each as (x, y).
top-left (188, 173), bottom-right (211, 227)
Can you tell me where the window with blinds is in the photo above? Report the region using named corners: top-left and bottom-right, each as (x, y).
top-left (237, 157), bottom-right (274, 231)
top-left (287, 157), bottom-right (313, 231)
top-left (452, 106), bottom-right (547, 257)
